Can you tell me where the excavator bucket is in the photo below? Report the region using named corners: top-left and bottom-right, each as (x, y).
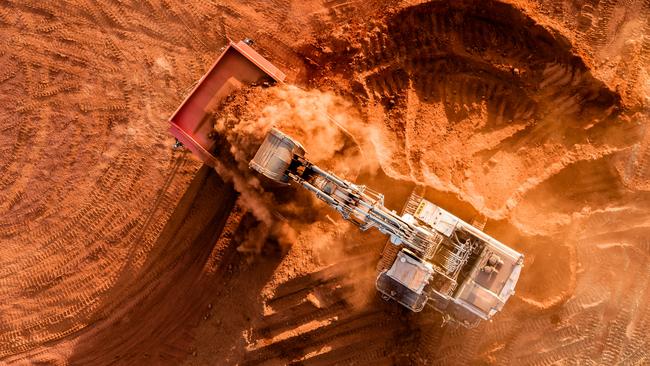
top-left (249, 128), bottom-right (305, 184)
top-left (169, 40), bottom-right (286, 166)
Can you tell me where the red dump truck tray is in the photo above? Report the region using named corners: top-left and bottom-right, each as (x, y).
top-left (169, 40), bottom-right (286, 166)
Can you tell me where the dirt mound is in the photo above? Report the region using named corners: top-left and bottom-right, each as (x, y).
top-left (314, 1), bottom-right (639, 225)
top-left (213, 84), bottom-right (371, 177)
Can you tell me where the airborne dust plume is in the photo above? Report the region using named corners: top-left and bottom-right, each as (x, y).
top-left (210, 84), bottom-right (376, 254)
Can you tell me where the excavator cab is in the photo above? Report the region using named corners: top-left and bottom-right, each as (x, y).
top-left (376, 249), bottom-right (434, 312)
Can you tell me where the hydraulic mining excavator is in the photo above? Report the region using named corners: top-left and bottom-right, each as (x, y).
top-left (250, 128), bottom-right (524, 328)
top-left (169, 39), bottom-right (523, 328)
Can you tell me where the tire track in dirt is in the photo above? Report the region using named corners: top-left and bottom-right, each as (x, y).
top-left (342, 1), bottom-right (629, 217)
top-left (0, 0), bottom-right (221, 360)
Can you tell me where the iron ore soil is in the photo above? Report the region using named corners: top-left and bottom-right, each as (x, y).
top-left (1, 0), bottom-right (650, 365)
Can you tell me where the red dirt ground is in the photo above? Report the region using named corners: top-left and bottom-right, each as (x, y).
top-left (1, 0), bottom-right (649, 365)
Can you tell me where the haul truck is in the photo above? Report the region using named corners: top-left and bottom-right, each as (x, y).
top-left (169, 40), bottom-right (523, 328)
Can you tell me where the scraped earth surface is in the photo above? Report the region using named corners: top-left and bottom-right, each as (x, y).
top-left (1, 0), bottom-right (650, 365)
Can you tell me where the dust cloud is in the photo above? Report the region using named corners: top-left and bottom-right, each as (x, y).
top-left (210, 84), bottom-right (377, 254)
